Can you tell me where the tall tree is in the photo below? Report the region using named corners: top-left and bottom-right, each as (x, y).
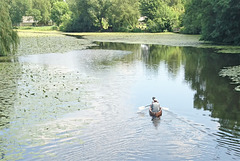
top-left (32, 0), bottom-right (51, 25)
top-left (65, 0), bottom-right (97, 31)
top-left (0, 0), bottom-right (19, 56)
top-left (88, 0), bottom-right (111, 30)
top-left (109, 0), bottom-right (140, 31)
top-left (181, 0), bottom-right (202, 34)
top-left (63, 0), bottom-right (140, 32)
top-left (26, 9), bottom-right (42, 25)
top-left (183, 0), bottom-right (240, 45)
top-left (139, 0), bottom-right (180, 32)
top-left (9, 0), bottom-right (31, 26)
top-left (201, 0), bottom-right (240, 44)
top-left (50, 0), bottom-right (63, 7)
top-left (51, 1), bottom-right (71, 26)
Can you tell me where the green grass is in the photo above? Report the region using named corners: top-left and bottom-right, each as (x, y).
top-left (65, 32), bottom-right (202, 47)
top-left (16, 30), bottom-right (95, 56)
top-left (17, 26), bottom-right (58, 31)
top-left (16, 30), bottom-right (240, 54)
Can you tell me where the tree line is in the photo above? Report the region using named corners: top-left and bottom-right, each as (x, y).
top-left (182, 0), bottom-right (240, 45)
top-left (1, 0), bottom-right (240, 56)
top-left (61, 0), bottom-right (186, 32)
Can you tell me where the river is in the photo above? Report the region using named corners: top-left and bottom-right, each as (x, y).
top-left (0, 41), bottom-right (240, 160)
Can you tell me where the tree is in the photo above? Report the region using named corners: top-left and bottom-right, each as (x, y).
top-left (0, 0), bottom-right (19, 56)
top-left (51, 1), bottom-right (71, 26)
top-left (183, 0), bottom-right (240, 45)
top-left (139, 0), bottom-right (181, 32)
top-left (26, 9), bottom-right (42, 25)
top-left (181, 0), bottom-right (202, 34)
top-left (9, 0), bottom-right (31, 26)
top-left (50, 0), bottom-right (63, 7)
top-left (88, 0), bottom-right (111, 30)
top-left (32, 0), bottom-right (51, 25)
top-left (64, 0), bottom-right (97, 31)
top-left (109, 0), bottom-right (140, 31)
top-left (9, 0), bottom-right (54, 26)
top-left (63, 0), bottom-right (140, 32)
top-left (201, 0), bottom-right (240, 44)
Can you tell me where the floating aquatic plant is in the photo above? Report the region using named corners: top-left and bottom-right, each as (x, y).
top-left (219, 65), bottom-right (240, 92)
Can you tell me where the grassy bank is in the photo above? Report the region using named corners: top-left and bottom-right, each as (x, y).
top-left (17, 28), bottom-right (240, 54)
top-left (16, 30), bottom-right (203, 56)
top-left (65, 32), bottom-right (202, 47)
top-left (63, 32), bottom-right (240, 54)
top-left (17, 26), bottom-right (58, 31)
top-left (16, 30), bottom-right (95, 56)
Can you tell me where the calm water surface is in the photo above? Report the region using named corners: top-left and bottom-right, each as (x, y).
top-left (0, 42), bottom-right (240, 161)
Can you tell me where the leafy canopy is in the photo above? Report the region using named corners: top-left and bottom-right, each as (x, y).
top-left (63, 0), bottom-right (140, 32)
top-left (51, 1), bottom-right (71, 26)
top-left (0, 0), bottom-right (19, 56)
top-left (182, 0), bottom-right (240, 45)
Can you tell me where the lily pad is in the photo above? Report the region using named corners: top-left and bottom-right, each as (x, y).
top-left (219, 65), bottom-right (240, 91)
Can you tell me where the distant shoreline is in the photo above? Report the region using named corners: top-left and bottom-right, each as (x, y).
top-left (17, 30), bottom-right (240, 54)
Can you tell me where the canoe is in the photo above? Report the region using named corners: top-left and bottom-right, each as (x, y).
top-left (149, 109), bottom-right (162, 117)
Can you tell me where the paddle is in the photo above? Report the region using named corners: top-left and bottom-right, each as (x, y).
top-left (138, 105), bottom-right (150, 111)
top-left (138, 105), bottom-right (169, 111)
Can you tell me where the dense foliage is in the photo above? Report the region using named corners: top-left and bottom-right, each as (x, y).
top-left (63, 0), bottom-right (140, 32)
top-left (51, 1), bottom-right (71, 26)
top-left (9, 0), bottom-right (31, 26)
top-left (3, 0), bottom-right (240, 45)
top-left (139, 0), bottom-right (185, 32)
top-left (8, 0), bottom-right (61, 25)
top-left (63, 0), bottom-right (185, 32)
top-left (181, 0), bottom-right (201, 34)
top-left (63, 0), bottom-right (98, 32)
top-left (108, 0), bottom-right (140, 31)
top-left (0, 0), bottom-right (19, 56)
top-left (182, 0), bottom-right (240, 45)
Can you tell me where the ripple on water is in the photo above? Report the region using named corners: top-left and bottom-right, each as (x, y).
top-left (1, 49), bottom-right (240, 161)
top-left (26, 109), bottom-right (220, 161)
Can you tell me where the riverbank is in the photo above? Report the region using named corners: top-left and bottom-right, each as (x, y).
top-left (17, 30), bottom-right (201, 55)
top-left (68, 32), bottom-right (240, 54)
top-left (17, 30), bottom-right (240, 54)
top-left (16, 30), bottom-right (95, 56)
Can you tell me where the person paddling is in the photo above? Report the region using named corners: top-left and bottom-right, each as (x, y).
top-left (152, 97), bottom-right (158, 103)
top-left (149, 97), bottom-right (161, 113)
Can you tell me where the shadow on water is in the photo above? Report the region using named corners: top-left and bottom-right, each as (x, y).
top-left (64, 34), bottom-right (85, 39)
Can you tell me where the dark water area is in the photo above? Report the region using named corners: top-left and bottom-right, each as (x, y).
top-left (0, 42), bottom-right (240, 160)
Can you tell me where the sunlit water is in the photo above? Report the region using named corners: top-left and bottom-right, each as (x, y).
top-left (0, 42), bottom-right (240, 161)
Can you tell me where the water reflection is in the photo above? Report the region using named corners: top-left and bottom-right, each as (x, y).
top-left (0, 41), bottom-right (240, 160)
top-left (93, 42), bottom-right (240, 157)
top-left (94, 42), bottom-right (240, 125)
top-left (151, 117), bottom-right (161, 129)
